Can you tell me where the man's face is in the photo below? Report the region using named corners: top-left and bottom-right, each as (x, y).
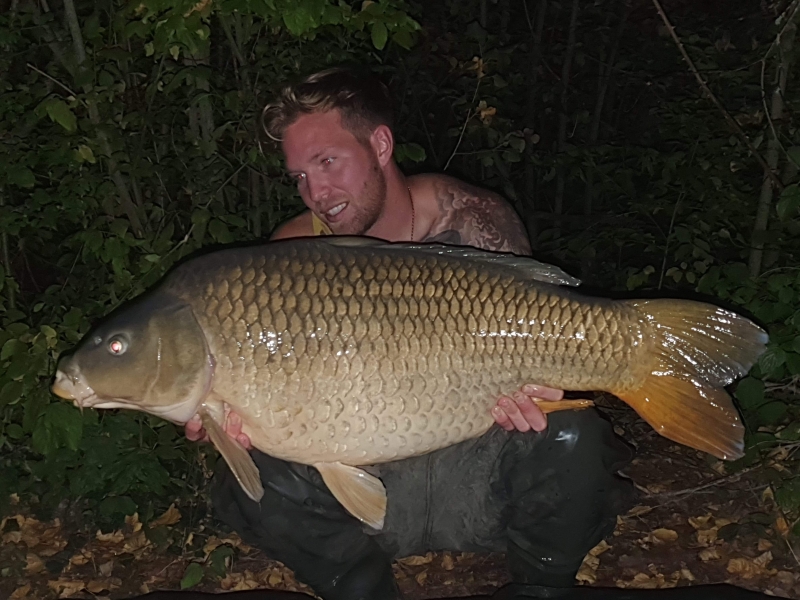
top-left (283, 109), bottom-right (387, 235)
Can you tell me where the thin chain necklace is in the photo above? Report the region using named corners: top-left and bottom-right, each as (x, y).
top-left (408, 185), bottom-right (415, 242)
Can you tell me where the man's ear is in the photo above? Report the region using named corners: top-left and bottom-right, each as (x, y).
top-left (370, 124), bottom-right (394, 167)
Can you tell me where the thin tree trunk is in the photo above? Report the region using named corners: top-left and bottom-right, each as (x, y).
top-left (220, 14), bottom-right (251, 89)
top-left (0, 190), bottom-right (15, 310)
top-left (553, 0), bottom-right (580, 242)
top-left (523, 0), bottom-right (548, 247)
top-left (62, 0), bottom-right (144, 236)
top-left (584, 0), bottom-right (630, 218)
top-left (499, 0), bottom-right (510, 39)
top-left (749, 22), bottom-right (796, 278)
top-left (480, 0), bottom-right (488, 29)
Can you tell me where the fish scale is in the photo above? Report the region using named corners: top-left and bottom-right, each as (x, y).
top-left (168, 242), bottom-right (638, 466)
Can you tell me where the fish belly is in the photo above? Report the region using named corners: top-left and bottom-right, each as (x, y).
top-left (176, 241), bottom-right (644, 466)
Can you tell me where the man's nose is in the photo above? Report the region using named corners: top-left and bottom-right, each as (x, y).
top-left (306, 177), bottom-right (331, 203)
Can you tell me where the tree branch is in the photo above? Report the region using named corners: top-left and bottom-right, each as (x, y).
top-left (651, 0), bottom-right (784, 192)
top-left (61, 0), bottom-right (145, 236)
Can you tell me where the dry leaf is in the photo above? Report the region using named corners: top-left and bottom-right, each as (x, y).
top-left (777, 571), bottom-right (797, 586)
top-left (442, 553), bottom-right (454, 570)
top-left (151, 503), bottom-right (181, 527)
top-left (576, 555), bottom-right (599, 584)
top-left (680, 567), bottom-right (695, 581)
top-left (688, 515), bottom-right (713, 529)
top-left (69, 550), bottom-right (92, 566)
top-left (99, 560), bottom-right (114, 577)
top-left (397, 553), bottom-right (434, 566)
top-left (753, 551), bottom-right (773, 568)
top-left (698, 547), bottom-right (721, 562)
top-left (589, 539), bottom-right (611, 556)
top-left (696, 528), bottom-right (718, 547)
top-left (10, 584), bottom-right (31, 600)
top-left (86, 578), bottom-right (121, 593)
top-left (415, 570), bottom-right (428, 585)
top-left (757, 539), bottom-right (773, 551)
top-left (641, 528), bottom-right (678, 546)
top-left (48, 578), bottom-right (86, 598)
top-left (25, 553), bottom-right (45, 574)
top-left (644, 483), bottom-right (667, 494)
top-left (123, 530), bottom-right (151, 555)
top-left (726, 552), bottom-right (776, 579)
top-left (775, 516), bottom-right (790, 537)
top-left (268, 571), bottom-right (283, 586)
top-left (125, 512), bottom-right (143, 533)
top-left (96, 529), bottom-right (124, 544)
top-left (626, 505), bottom-right (653, 517)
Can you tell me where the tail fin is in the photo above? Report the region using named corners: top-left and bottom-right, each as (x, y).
top-left (616, 299), bottom-right (768, 460)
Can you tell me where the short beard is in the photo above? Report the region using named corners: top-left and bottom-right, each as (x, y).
top-left (331, 158), bottom-right (387, 236)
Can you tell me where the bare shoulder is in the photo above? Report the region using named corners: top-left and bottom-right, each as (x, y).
top-left (416, 174), bottom-right (532, 255)
top-left (270, 211), bottom-right (314, 240)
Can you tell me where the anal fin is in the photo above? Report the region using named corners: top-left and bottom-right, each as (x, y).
top-left (617, 374), bottom-right (744, 461)
top-left (315, 462), bottom-right (387, 530)
top-left (200, 411), bottom-right (264, 502)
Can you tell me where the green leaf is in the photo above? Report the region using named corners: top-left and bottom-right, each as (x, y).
top-left (208, 545), bottom-right (234, 578)
top-left (392, 28), bottom-right (414, 50)
top-left (76, 145), bottom-right (96, 163)
top-left (180, 562), bottom-right (204, 589)
top-left (208, 219), bottom-right (232, 244)
top-left (735, 377), bottom-right (764, 409)
top-left (99, 495), bottom-right (138, 518)
top-left (755, 401), bottom-right (788, 426)
top-left (0, 380), bottom-right (24, 407)
top-left (8, 166), bottom-right (36, 188)
top-left (371, 21), bottom-right (388, 50)
top-left (46, 99), bottom-right (78, 133)
top-left (777, 184), bottom-right (800, 220)
top-left (759, 347), bottom-right (787, 376)
top-left (31, 403), bottom-right (84, 455)
top-left (1, 339), bottom-right (26, 360)
top-left (785, 352), bottom-right (800, 376)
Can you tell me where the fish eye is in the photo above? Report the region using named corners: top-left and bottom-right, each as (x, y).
top-left (107, 336), bottom-right (128, 356)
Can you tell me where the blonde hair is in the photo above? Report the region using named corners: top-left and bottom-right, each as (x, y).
top-left (261, 66), bottom-right (394, 144)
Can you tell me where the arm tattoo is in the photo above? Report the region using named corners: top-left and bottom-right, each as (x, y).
top-left (423, 179), bottom-right (532, 255)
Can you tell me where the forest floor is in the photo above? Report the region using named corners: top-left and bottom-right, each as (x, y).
top-left (3, 398), bottom-right (800, 600)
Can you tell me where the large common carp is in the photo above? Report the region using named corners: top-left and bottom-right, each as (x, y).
top-left (52, 237), bottom-right (767, 528)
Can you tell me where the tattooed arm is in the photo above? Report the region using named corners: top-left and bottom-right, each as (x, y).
top-left (423, 176), bottom-right (532, 256)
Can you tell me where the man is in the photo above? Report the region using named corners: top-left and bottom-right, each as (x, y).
top-left (188, 67), bottom-right (633, 600)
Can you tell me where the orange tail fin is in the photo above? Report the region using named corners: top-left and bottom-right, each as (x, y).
top-left (616, 299), bottom-right (768, 460)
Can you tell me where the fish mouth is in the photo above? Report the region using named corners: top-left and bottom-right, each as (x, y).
top-left (52, 369), bottom-right (136, 411)
top-left (52, 368), bottom-right (95, 404)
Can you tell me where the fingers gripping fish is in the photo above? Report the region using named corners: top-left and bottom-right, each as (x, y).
top-left (52, 237), bottom-right (768, 529)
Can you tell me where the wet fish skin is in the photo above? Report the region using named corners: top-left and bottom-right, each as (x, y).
top-left (52, 237), bottom-right (768, 527)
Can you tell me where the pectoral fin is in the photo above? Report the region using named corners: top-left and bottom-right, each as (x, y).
top-left (200, 411), bottom-right (264, 503)
top-left (315, 462), bottom-right (387, 529)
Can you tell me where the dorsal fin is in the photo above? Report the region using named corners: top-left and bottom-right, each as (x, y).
top-left (319, 236), bottom-right (580, 287)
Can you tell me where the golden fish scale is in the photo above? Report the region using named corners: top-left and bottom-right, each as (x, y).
top-left (171, 243), bottom-right (646, 466)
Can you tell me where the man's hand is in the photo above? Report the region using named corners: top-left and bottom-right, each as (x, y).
top-left (185, 409), bottom-right (253, 450)
top-left (491, 384), bottom-right (564, 433)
